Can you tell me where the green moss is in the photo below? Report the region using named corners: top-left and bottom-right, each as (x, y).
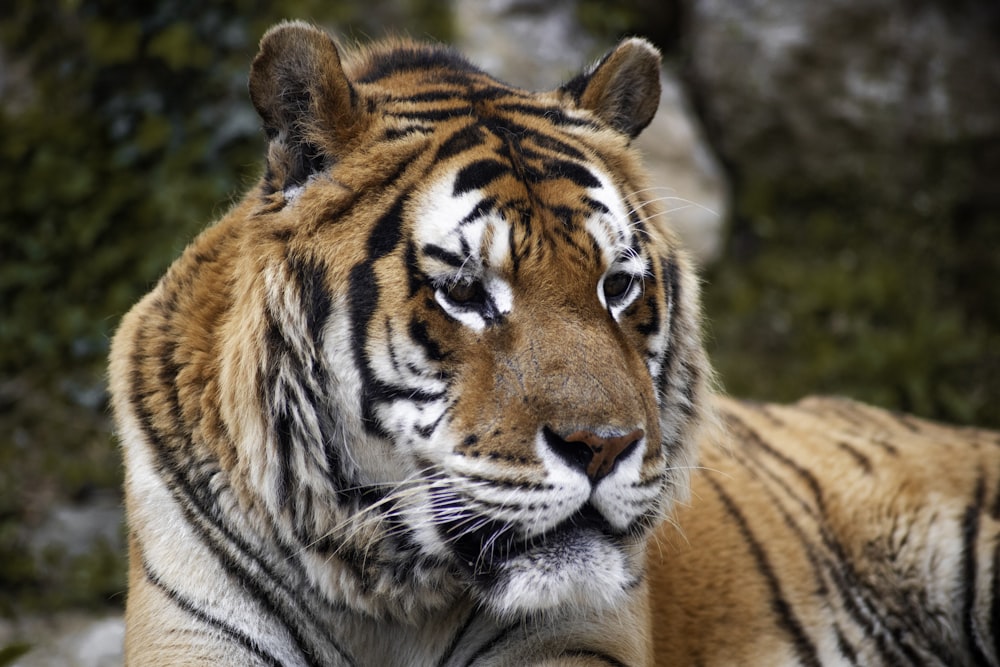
top-left (0, 644), bottom-right (32, 667)
top-left (703, 177), bottom-right (1000, 429)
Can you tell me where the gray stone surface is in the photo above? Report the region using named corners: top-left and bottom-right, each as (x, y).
top-left (28, 493), bottom-right (124, 561)
top-left (684, 0), bottom-right (1000, 202)
top-left (1, 614), bottom-right (124, 667)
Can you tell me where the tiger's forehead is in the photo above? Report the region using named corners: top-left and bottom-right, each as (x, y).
top-left (411, 152), bottom-right (636, 278)
top-left (349, 53), bottom-right (646, 277)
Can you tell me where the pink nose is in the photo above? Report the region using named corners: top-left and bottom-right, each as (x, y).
top-left (552, 428), bottom-right (645, 481)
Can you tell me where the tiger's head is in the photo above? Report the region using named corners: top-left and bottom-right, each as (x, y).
top-left (203, 22), bottom-right (711, 620)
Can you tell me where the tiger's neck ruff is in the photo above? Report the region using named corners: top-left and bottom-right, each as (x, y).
top-left (110, 21), bottom-right (711, 665)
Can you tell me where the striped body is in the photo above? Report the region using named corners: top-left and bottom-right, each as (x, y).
top-left (108, 21), bottom-right (1000, 666)
top-left (654, 397), bottom-right (1000, 665)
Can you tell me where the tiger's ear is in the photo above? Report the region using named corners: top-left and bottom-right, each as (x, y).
top-left (561, 38), bottom-right (662, 139)
top-left (249, 21), bottom-right (360, 192)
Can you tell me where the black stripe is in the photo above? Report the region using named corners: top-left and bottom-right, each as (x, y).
top-left (424, 243), bottom-right (466, 268)
top-left (734, 413), bottom-right (827, 513)
top-left (368, 196), bottom-right (407, 260)
top-left (494, 102), bottom-right (601, 130)
top-left (349, 194), bottom-right (411, 438)
top-left (459, 197), bottom-right (496, 226)
top-left (382, 125), bottom-right (433, 141)
top-left (557, 650), bottom-right (629, 667)
top-left (453, 159), bottom-right (510, 196)
top-left (706, 475), bottom-right (823, 667)
top-left (349, 261), bottom-right (390, 440)
top-left (582, 196), bottom-right (610, 216)
top-left (636, 292), bottom-right (660, 337)
top-left (478, 116), bottom-right (589, 164)
top-left (388, 108), bottom-right (473, 123)
top-left (833, 626), bottom-right (861, 665)
top-left (357, 47), bottom-right (480, 84)
top-left (389, 90), bottom-right (466, 103)
top-left (507, 209), bottom-right (522, 274)
top-left (142, 559), bottom-right (285, 667)
top-left (627, 204), bottom-right (647, 239)
top-left (834, 440), bottom-right (873, 474)
top-left (891, 411), bottom-right (923, 433)
top-left (268, 355), bottom-right (294, 509)
top-left (869, 435), bottom-right (900, 457)
top-left (744, 453), bottom-right (830, 597)
top-left (289, 254), bottom-right (332, 345)
top-left (549, 205), bottom-right (577, 231)
top-left (524, 130), bottom-right (587, 162)
top-left (545, 159), bottom-right (600, 188)
top-left (373, 380), bottom-right (446, 404)
top-left (416, 411), bottom-right (447, 440)
top-left (551, 226), bottom-right (594, 265)
top-left (405, 240), bottom-right (426, 298)
top-left (744, 402), bottom-right (788, 428)
top-left (435, 610), bottom-right (478, 667)
top-left (409, 315), bottom-right (448, 362)
top-left (560, 65), bottom-right (594, 104)
top-left (678, 359), bottom-right (699, 419)
top-left (962, 475), bottom-right (992, 666)
top-left (655, 256), bottom-right (680, 405)
top-left (436, 124), bottom-right (487, 162)
top-left (461, 622), bottom-right (521, 667)
top-left (384, 317), bottom-right (403, 374)
top-left (990, 465), bottom-right (1000, 520)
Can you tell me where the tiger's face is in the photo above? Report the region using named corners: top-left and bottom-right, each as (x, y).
top-left (371, 153), bottom-right (674, 616)
top-left (229, 22), bottom-right (709, 619)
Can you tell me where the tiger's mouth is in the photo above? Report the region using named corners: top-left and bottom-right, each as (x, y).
top-left (443, 503), bottom-right (621, 578)
top-left (434, 499), bottom-right (646, 615)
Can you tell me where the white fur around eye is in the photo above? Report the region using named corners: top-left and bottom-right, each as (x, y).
top-left (434, 273), bottom-right (513, 333)
top-left (598, 261), bottom-right (645, 319)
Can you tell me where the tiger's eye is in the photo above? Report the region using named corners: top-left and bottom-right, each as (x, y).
top-left (603, 273), bottom-right (633, 302)
top-left (446, 280), bottom-right (485, 305)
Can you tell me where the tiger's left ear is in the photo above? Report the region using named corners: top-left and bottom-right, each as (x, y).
top-left (561, 38), bottom-right (662, 139)
top-left (249, 21), bottom-right (362, 192)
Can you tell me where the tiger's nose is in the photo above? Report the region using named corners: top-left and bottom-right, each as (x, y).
top-left (544, 427), bottom-right (645, 482)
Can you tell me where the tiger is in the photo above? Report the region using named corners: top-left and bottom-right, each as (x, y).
top-left (108, 20), bottom-right (1000, 666)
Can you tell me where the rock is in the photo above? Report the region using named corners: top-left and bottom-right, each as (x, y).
top-left (0, 613), bottom-right (124, 667)
top-left (452, 0), bottom-right (599, 91)
top-left (28, 493), bottom-right (124, 561)
top-left (452, 0), bottom-right (728, 264)
top-left (636, 72), bottom-right (728, 264)
top-left (684, 0), bottom-right (1000, 205)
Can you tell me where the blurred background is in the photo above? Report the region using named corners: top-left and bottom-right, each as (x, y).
top-left (1, 0), bottom-right (998, 663)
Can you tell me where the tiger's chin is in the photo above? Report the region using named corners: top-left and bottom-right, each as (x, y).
top-left (472, 530), bottom-right (641, 618)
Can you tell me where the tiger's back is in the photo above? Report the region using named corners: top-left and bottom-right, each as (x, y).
top-left (654, 396), bottom-right (1000, 665)
top-left (109, 20), bottom-right (1000, 666)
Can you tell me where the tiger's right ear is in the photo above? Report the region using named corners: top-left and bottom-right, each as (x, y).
top-left (249, 21), bottom-right (361, 193)
top-left (560, 38), bottom-right (662, 139)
